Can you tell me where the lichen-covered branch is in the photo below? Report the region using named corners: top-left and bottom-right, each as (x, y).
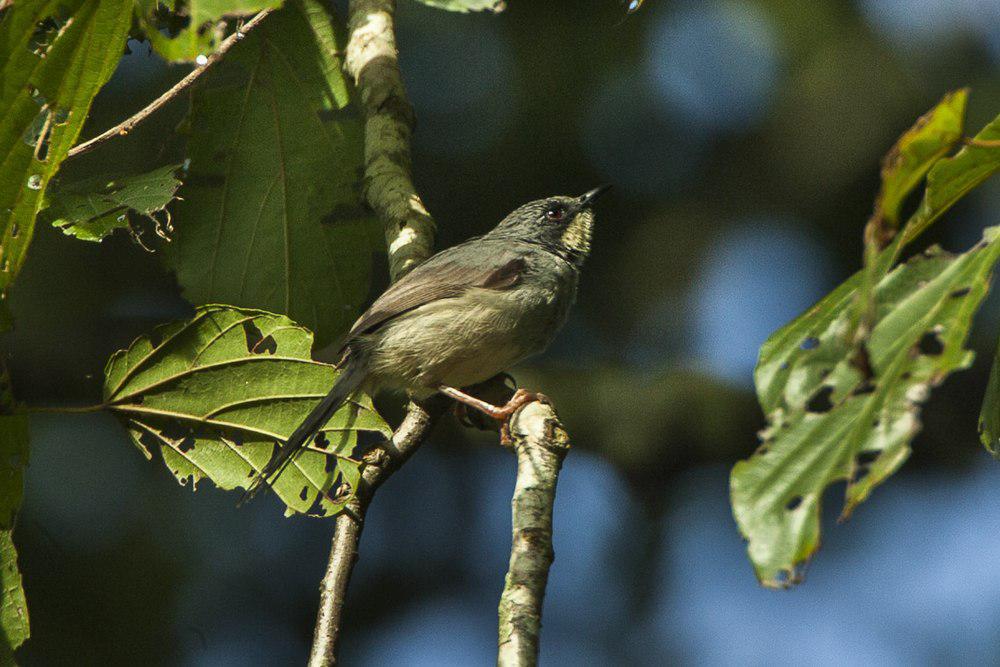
top-left (497, 400), bottom-right (571, 667)
top-left (308, 3), bottom-right (440, 663)
top-left (344, 0), bottom-right (436, 281)
top-left (309, 400), bottom-right (443, 667)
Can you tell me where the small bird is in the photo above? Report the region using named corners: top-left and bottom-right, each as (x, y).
top-left (242, 186), bottom-right (610, 502)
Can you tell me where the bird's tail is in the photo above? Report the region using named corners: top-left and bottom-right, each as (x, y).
top-left (239, 354), bottom-right (366, 505)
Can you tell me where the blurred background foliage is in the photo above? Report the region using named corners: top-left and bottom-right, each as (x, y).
top-left (6, 0), bottom-right (1000, 663)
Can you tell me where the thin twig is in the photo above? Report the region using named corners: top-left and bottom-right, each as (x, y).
top-left (308, 399), bottom-right (443, 667)
top-left (65, 8), bottom-right (275, 160)
top-left (22, 404), bottom-right (105, 414)
top-left (497, 401), bottom-right (570, 667)
top-left (309, 4), bottom-right (441, 660)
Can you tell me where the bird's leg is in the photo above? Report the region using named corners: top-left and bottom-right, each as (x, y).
top-left (438, 385), bottom-right (548, 446)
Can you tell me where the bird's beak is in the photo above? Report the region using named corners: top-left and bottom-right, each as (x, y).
top-left (579, 184), bottom-right (612, 208)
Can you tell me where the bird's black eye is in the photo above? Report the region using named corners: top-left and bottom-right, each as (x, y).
top-left (545, 205), bottom-right (566, 221)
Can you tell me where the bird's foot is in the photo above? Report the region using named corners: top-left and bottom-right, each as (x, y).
top-left (438, 385), bottom-right (549, 446)
top-left (494, 389), bottom-right (549, 446)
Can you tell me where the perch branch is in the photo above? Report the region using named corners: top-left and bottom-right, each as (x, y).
top-left (308, 400), bottom-right (442, 667)
top-left (65, 9), bottom-right (275, 159)
top-left (343, 0), bottom-right (436, 281)
top-left (497, 401), bottom-right (571, 667)
top-left (309, 2), bottom-right (440, 662)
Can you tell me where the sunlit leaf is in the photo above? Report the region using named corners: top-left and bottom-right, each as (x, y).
top-left (411, 0), bottom-right (506, 12)
top-left (901, 110), bottom-right (1000, 244)
top-left (734, 228), bottom-right (1000, 587)
top-left (163, 0), bottom-right (377, 348)
top-left (867, 90), bottom-right (967, 242)
top-left (0, 379), bottom-right (28, 654)
top-left (856, 91), bottom-right (968, 343)
top-left (42, 164), bottom-right (182, 242)
top-left (103, 305), bottom-right (390, 517)
top-left (758, 108), bottom-right (1000, 415)
top-left (0, 0), bottom-right (131, 291)
top-left (0, 531), bottom-right (28, 658)
top-left (137, 0), bottom-right (283, 63)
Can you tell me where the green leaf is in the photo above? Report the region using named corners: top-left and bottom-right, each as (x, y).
top-left (856, 92), bottom-right (969, 343)
top-left (734, 228), bottom-right (1000, 587)
top-left (0, 0), bottom-right (132, 291)
top-left (870, 90), bottom-right (967, 236)
top-left (42, 164), bottom-right (182, 242)
top-left (163, 0), bottom-right (377, 348)
top-left (759, 107), bottom-right (1000, 416)
top-left (979, 340), bottom-right (1000, 457)
top-left (0, 415), bottom-right (28, 530)
top-left (0, 531), bottom-right (28, 658)
top-left (0, 387), bottom-right (29, 654)
top-left (901, 110), bottom-right (1000, 244)
top-left (137, 0), bottom-right (284, 63)
top-left (411, 0), bottom-right (506, 12)
top-left (103, 305), bottom-right (390, 517)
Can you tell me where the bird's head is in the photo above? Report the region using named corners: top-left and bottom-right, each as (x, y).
top-left (489, 186), bottom-right (611, 265)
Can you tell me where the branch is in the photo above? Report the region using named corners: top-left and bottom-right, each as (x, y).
top-left (65, 9), bottom-right (274, 159)
top-left (308, 400), bottom-right (443, 667)
top-left (343, 0), bottom-right (436, 281)
top-left (309, 4), bottom-right (441, 660)
top-left (497, 401), bottom-right (570, 667)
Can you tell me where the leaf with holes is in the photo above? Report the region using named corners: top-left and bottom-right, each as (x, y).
top-left (0, 413), bottom-right (29, 656)
top-left (103, 305), bottom-right (390, 517)
top-left (163, 0), bottom-right (377, 348)
top-left (411, 0), bottom-right (506, 12)
top-left (757, 108), bottom-right (1000, 415)
top-left (1, 531), bottom-right (28, 660)
top-left (0, 0), bottom-right (131, 292)
top-left (42, 164), bottom-right (182, 242)
top-left (733, 228), bottom-right (1000, 587)
top-left (136, 0), bottom-right (284, 63)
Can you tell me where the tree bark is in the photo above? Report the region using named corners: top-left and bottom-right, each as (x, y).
top-left (309, 0), bottom-right (440, 661)
top-left (343, 0), bottom-right (436, 281)
top-left (308, 401), bottom-right (442, 666)
top-left (497, 401), bottom-right (571, 667)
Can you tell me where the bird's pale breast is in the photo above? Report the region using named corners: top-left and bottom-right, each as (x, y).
top-left (361, 255), bottom-right (577, 392)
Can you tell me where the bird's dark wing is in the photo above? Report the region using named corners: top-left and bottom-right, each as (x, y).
top-left (347, 242), bottom-right (527, 339)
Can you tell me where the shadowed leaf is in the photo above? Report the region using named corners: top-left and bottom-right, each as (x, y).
top-left (42, 164), bottom-right (182, 242)
top-left (163, 0), bottom-right (377, 347)
top-left (104, 305), bottom-right (390, 517)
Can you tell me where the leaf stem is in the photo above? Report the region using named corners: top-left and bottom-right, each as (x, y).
top-left (65, 8), bottom-right (275, 160)
top-left (21, 404), bottom-right (105, 414)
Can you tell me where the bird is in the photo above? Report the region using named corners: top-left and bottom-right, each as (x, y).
top-left (241, 185), bottom-right (610, 503)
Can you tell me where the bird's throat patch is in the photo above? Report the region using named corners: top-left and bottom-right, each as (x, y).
top-left (561, 211), bottom-right (593, 255)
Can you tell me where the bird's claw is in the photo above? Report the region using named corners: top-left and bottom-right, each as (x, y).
top-left (495, 389), bottom-right (548, 447)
